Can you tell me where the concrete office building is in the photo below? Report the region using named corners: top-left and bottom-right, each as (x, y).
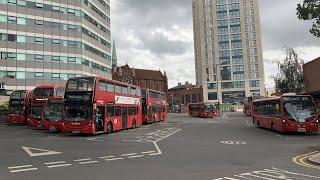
top-left (0, 0), bottom-right (112, 90)
top-left (192, 0), bottom-right (265, 103)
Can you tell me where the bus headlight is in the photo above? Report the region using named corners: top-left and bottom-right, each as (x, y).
top-left (282, 119), bottom-right (286, 123)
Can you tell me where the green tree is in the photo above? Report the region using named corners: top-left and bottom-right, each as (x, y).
top-left (297, 0), bottom-right (320, 37)
top-left (273, 47), bottom-right (305, 94)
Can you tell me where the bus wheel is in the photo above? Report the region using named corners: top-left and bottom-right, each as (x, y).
top-left (257, 120), bottom-right (260, 128)
top-left (132, 120), bottom-right (136, 129)
top-left (107, 122), bottom-right (113, 134)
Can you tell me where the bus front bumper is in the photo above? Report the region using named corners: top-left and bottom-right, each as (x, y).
top-left (282, 123), bottom-right (318, 133)
top-left (7, 115), bottom-right (25, 124)
top-left (59, 121), bottom-right (95, 134)
top-left (27, 118), bottom-right (42, 128)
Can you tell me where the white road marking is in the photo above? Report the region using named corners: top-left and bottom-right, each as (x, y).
top-left (44, 161), bottom-right (66, 165)
top-left (105, 157), bottom-right (124, 161)
top-left (141, 151), bottom-right (156, 154)
top-left (152, 141), bottom-right (162, 155)
top-left (79, 161), bottom-right (99, 165)
top-left (99, 155), bottom-right (115, 159)
top-left (8, 165), bottom-right (33, 169)
top-left (87, 138), bottom-right (97, 140)
top-left (10, 168), bottom-right (38, 173)
top-left (212, 167), bottom-right (320, 180)
top-left (74, 158), bottom-right (92, 162)
top-left (127, 155), bottom-right (144, 159)
top-left (154, 129), bottom-right (182, 142)
top-left (22, 146), bottom-right (62, 157)
top-left (221, 140), bottom-right (246, 145)
top-left (121, 153), bottom-right (138, 156)
top-left (47, 164), bottom-right (72, 168)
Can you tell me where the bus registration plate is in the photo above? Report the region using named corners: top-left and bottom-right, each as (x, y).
top-left (298, 128), bottom-right (306, 132)
top-left (72, 131), bottom-right (80, 134)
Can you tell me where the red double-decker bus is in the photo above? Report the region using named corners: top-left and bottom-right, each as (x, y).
top-left (60, 76), bottom-right (142, 135)
top-left (141, 89), bottom-right (167, 124)
top-left (7, 90), bottom-right (31, 124)
top-left (27, 85), bottom-right (65, 128)
top-left (252, 94), bottom-right (319, 133)
top-left (41, 97), bottom-right (64, 131)
top-left (188, 102), bottom-right (217, 118)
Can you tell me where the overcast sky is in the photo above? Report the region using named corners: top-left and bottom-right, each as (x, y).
top-left (111, 0), bottom-right (320, 89)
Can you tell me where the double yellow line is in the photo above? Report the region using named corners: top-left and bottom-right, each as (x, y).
top-left (293, 151), bottom-right (320, 170)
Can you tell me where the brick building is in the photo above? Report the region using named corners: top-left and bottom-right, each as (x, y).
top-left (304, 57), bottom-right (320, 104)
top-left (168, 82), bottom-right (203, 113)
top-left (112, 64), bottom-right (168, 93)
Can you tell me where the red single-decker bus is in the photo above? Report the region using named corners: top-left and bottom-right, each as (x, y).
top-left (188, 102), bottom-right (217, 118)
top-left (252, 94), bottom-right (319, 133)
top-left (60, 76), bottom-right (142, 135)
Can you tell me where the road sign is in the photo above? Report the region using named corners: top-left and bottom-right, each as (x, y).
top-left (22, 146), bottom-right (62, 157)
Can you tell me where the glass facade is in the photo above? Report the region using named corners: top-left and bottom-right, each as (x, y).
top-left (0, 0), bottom-right (112, 90)
top-left (193, 0), bottom-right (264, 103)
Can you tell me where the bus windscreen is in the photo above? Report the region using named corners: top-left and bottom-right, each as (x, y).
top-left (283, 96), bottom-right (316, 122)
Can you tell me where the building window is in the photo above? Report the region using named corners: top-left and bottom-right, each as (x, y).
top-left (35, 55), bottom-right (44, 61)
top-left (52, 73), bottom-right (60, 79)
top-left (7, 16), bottom-right (17, 23)
top-left (52, 39), bottom-right (60, 45)
top-left (35, 72), bottom-right (43, 79)
top-left (234, 81), bottom-right (245, 88)
top-left (220, 66), bottom-right (231, 80)
top-left (52, 22), bottom-right (60, 29)
top-left (68, 57), bottom-right (76, 63)
top-left (35, 37), bottom-right (44, 44)
top-left (208, 92), bottom-right (217, 101)
top-left (35, 20), bottom-right (43, 26)
top-left (221, 82), bottom-right (233, 89)
top-left (8, 34), bottom-right (16, 41)
top-left (35, 3), bottom-right (43, 8)
top-left (207, 83), bottom-right (216, 90)
top-left (52, 56), bottom-right (60, 62)
top-left (250, 80), bottom-right (260, 87)
top-left (68, 41), bottom-right (76, 47)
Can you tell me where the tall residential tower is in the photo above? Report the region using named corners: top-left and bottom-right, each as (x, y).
top-left (0, 0), bottom-right (112, 90)
top-left (192, 0), bottom-right (265, 103)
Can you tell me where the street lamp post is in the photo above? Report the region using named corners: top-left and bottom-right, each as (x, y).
top-left (216, 63), bottom-right (221, 116)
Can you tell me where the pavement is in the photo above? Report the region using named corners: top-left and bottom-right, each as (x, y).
top-left (0, 113), bottom-right (320, 180)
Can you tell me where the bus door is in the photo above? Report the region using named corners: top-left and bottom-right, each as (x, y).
top-left (122, 107), bottom-right (128, 129)
top-left (95, 106), bottom-right (105, 132)
top-left (158, 106), bottom-right (161, 121)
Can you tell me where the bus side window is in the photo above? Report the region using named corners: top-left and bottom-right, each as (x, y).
top-left (107, 105), bottom-right (114, 117)
top-left (129, 107), bottom-right (137, 115)
top-left (56, 88), bottom-right (65, 97)
top-left (98, 81), bottom-right (107, 91)
top-left (114, 107), bottom-right (121, 116)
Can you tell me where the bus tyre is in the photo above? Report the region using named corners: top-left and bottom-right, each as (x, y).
top-left (257, 120), bottom-right (260, 128)
top-left (132, 121), bottom-right (136, 129)
top-left (107, 122), bottom-right (113, 134)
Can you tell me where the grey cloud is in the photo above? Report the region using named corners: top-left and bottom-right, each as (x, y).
top-left (259, 0), bottom-right (320, 50)
top-left (112, 0), bottom-right (320, 88)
